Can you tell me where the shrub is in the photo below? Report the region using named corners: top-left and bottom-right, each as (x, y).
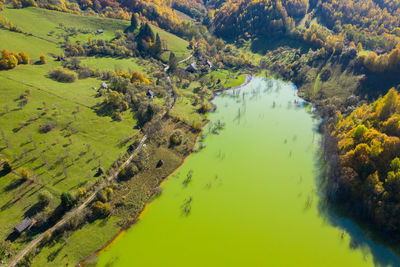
top-left (38, 190), bottom-right (53, 206)
top-left (118, 163), bottom-right (139, 181)
top-left (39, 120), bottom-right (56, 133)
top-left (49, 67), bottom-right (77, 82)
top-left (39, 54), bottom-right (47, 64)
top-left (19, 168), bottom-right (30, 181)
top-left (154, 187), bottom-right (162, 196)
top-left (18, 51), bottom-right (30, 64)
top-left (0, 50), bottom-right (18, 70)
top-left (113, 111), bottom-right (123, 121)
top-left (170, 129), bottom-right (184, 145)
top-left (61, 191), bottom-right (77, 210)
top-left (199, 102), bottom-right (212, 113)
top-left (97, 188), bottom-right (113, 202)
top-left (78, 67), bottom-right (93, 78)
top-left (91, 201), bottom-right (111, 218)
top-left (192, 121), bottom-right (202, 131)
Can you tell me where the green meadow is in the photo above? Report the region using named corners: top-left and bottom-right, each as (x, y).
top-left (0, 6), bottom-right (192, 265)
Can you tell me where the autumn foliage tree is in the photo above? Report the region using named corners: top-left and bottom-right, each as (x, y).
top-left (0, 50), bottom-right (30, 70)
top-left (332, 88), bottom-right (400, 235)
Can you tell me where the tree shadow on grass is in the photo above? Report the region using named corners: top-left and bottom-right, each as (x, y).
top-left (92, 102), bottom-right (113, 118)
top-left (47, 246), bottom-right (63, 262)
top-left (4, 178), bottom-right (25, 192)
top-left (6, 230), bottom-right (20, 242)
top-left (53, 177), bottom-right (66, 186)
top-left (1, 183), bottom-right (37, 211)
top-left (24, 202), bottom-right (45, 218)
top-left (0, 168), bottom-right (11, 177)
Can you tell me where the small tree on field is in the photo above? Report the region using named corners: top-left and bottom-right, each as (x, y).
top-left (61, 191), bottom-right (76, 210)
top-left (19, 51), bottom-right (30, 64)
top-left (38, 190), bottom-right (53, 207)
top-left (168, 52), bottom-right (178, 72)
top-left (19, 168), bottom-right (30, 181)
top-left (39, 54), bottom-right (47, 64)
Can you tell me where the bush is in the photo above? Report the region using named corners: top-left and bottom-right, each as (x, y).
top-left (91, 201), bottom-right (111, 218)
top-left (199, 102), bottom-right (212, 113)
top-left (18, 51), bottom-right (30, 64)
top-left (19, 168), bottom-right (30, 181)
top-left (192, 121), bottom-right (202, 132)
top-left (170, 129), bottom-right (184, 145)
top-left (96, 188), bottom-right (112, 202)
top-left (61, 191), bottom-right (77, 210)
top-left (38, 190), bottom-right (53, 206)
top-left (0, 50), bottom-right (18, 70)
top-left (113, 111), bottom-right (123, 121)
top-left (78, 67), bottom-right (93, 78)
top-left (39, 120), bottom-right (56, 133)
top-left (39, 54), bottom-right (47, 64)
top-left (118, 163), bottom-right (139, 181)
top-left (49, 67), bottom-right (77, 82)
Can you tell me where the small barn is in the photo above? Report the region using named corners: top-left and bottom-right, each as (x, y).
top-left (14, 217), bottom-right (33, 234)
top-left (97, 29), bottom-right (104, 34)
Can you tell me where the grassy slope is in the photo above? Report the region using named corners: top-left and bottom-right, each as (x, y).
top-left (0, 6), bottom-right (193, 266)
top-left (0, 63), bottom-right (139, 239)
top-left (1, 7), bottom-right (190, 59)
top-left (79, 57), bottom-right (146, 73)
top-left (0, 7), bottom-right (135, 264)
top-left (0, 29), bottom-right (60, 59)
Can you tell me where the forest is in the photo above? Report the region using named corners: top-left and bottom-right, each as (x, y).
top-left (332, 89), bottom-right (400, 236)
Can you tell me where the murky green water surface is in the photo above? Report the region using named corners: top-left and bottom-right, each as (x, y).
top-left (97, 77), bottom-right (399, 267)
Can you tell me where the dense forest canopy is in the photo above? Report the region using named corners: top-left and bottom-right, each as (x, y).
top-left (211, 0), bottom-right (308, 39)
top-left (332, 89), bottom-right (400, 235)
top-left (209, 0), bottom-right (400, 51)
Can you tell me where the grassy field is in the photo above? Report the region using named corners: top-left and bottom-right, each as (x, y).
top-left (0, 6), bottom-right (194, 266)
top-left (1, 7), bottom-right (190, 59)
top-left (0, 69), bottom-right (139, 244)
top-left (208, 69), bottom-right (246, 89)
top-left (79, 57), bottom-right (147, 73)
top-left (1, 7), bottom-right (128, 43)
top-left (0, 6), bottom-right (184, 264)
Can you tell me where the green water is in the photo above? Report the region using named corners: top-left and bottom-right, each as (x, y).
top-left (96, 77), bottom-right (400, 267)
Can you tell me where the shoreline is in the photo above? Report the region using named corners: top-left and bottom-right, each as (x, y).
top-left (78, 73), bottom-right (254, 266)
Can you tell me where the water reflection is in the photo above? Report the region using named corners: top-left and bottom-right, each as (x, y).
top-left (316, 148), bottom-right (400, 267)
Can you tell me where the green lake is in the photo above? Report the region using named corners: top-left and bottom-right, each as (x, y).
top-left (96, 77), bottom-right (400, 266)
